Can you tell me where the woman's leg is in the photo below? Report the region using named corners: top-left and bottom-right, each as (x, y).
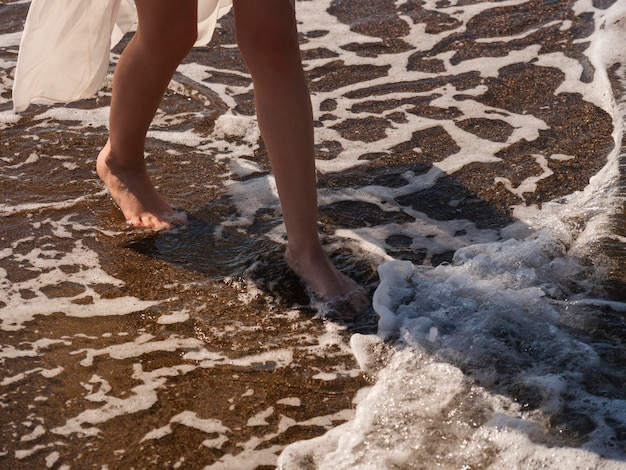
top-left (97, 0), bottom-right (198, 229)
top-left (232, 0), bottom-right (368, 310)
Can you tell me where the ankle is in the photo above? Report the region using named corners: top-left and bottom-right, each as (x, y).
top-left (98, 144), bottom-right (145, 174)
top-left (285, 242), bottom-right (325, 267)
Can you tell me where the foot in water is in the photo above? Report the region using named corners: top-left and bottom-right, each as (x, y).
top-left (285, 247), bottom-right (370, 317)
top-left (97, 142), bottom-right (187, 230)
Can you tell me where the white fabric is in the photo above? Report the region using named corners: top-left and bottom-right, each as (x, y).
top-left (13, 0), bottom-right (232, 112)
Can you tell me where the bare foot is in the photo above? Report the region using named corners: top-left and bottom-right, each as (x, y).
top-left (96, 142), bottom-right (186, 230)
top-left (285, 246), bottom-right (370, 317)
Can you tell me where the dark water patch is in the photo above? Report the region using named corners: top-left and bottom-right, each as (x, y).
top-left (307, 61), bottom-right (391, 93)
top-left (319, 163), bottom-right (429, 188)
top-left (340, 38), bottom-right (414, 58)
top-left (350, 94), bottom-right (464, 121)
top-left (455, 117), bottom-right (515, 143)
top-left (331, 116), bottom-right (392, 142)
top-left (314, 140), bottom-right (343, 160)
top-left (345, 71), bottom-right (482, 98)
top-left (399, 0), bottom-right (462, 34)
top-left (231, 89), bottom-right (257, 116)
top-left (396, 176), bottom-right (515, 230)
top-left (300, 46), bottom-right (341, 61)
top-left (409, 56), bottom-right (447, 74)
top-left (410, 102), bottom-right (465, 121)
top-left (385, 234), bottom-right (428, 265)
top-left (409, 0), bottom-right (597, 81)
top-left (40, 281), bottom-right (86, 299)
top-left (452, 161), bottom-right (526, 216)
top-left (0, 2), bottom-right (28, 34)
top-left (351, 93), bottom-right (424, 114)
top-left (593, 0), bottom-right (621, 8)
top-left (386, 111), bottom-right (408, 124)
top-left (165, 73), bottom-right (231, 123)
top-left (391, 125), bottom-right (461, 161)
top-left (320, 200), bottom-right (414, 229)
top-left (328, 0), bottom-right (411, 39)
top-left (123, 217), bottom-right (265, 280)
top-left (183, 13), bottom-right (248, 75)
top-left (470, 63), bottom-right (565, 114)
top-left (547, 411), bottom-right (597, 446)
top-left (305, 30), bottom-right (330, 39)
top-left (319, 98), bottom-right (337, 112)
top-left (199, 70), bottom-right (251, 88)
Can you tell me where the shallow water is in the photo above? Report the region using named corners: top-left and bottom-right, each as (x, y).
top-left (1, 0), bottom-right (626, 468)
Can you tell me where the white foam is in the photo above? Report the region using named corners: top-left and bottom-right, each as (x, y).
top-left (229, 157), bottom-right (264, 179)
top-left (0, 192), bottom-right (102, 216)
top-left (52, 363), bottom-right (196, 437)
top-left (283, 184), bottom-right (626, 468)
top-left (247, 406), bottom-right (274, 426)
top-left (0, 109), bottom-right (22, 129)
top-left (15, 444), bottom-right (49, 460)
top-left (146, 129), bottom-right (207, 147)
top-left (494, 154), bottom-right (554, 200)
top-left (0, 237), bottom-right (158, 331)
top-left (280, 2), bottom-right (626, 466)
top-left (223, 175), bottom-right (280, 227)
top-left (0, 338), bottom-right (71, 359)
top-left (283, 235), bottom-right (626, 464)
top-left (212, 114), bottom-right (260, 143)
top-left (77, 333), bottom-right (203, 367)
top-left (279, 350), bottom-right (465, 469)
top-left (472, 425), bottom-right (626, 470)
top-left (212, 410), bottom-right (355, 470)
top-left (276, 397), bottom-right (301, 407)
top-left (141, 411), bottom-right (230, 449)
top-left (157, 309), bottom-right (191, 324)
top-left (35, 106), bottom-right (110, 129)
top-left (176, 63), bottom-right (251, 111)
top-left (0, 31), bottom-right (21, 48)
top-left (1, 366), bottom-right (63, 386)
top-left (182, 347), bottom-right (294, 370)
top-left (20, 424), bottom-right (46, 442)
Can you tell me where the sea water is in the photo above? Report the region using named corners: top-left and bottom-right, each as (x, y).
top-left (1, 0), bottom-right (626, 468)
top-left (280, 0), bottom-right (626, 468)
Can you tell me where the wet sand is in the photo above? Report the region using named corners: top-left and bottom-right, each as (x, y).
top-left (1, 0), bottom-right (625, 468)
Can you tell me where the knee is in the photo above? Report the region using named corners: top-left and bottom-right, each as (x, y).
top-left (171, 26), bottom-right (198, 62)
top-left (236, 21), bottom-right (301, 76)
top-left (137, 21), bottom-right (197, 67)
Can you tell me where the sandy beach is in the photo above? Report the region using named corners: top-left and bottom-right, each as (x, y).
top-left (1, 0), bottom-right (626, 468)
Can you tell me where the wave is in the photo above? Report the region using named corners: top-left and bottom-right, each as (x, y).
top-left (279, 1), bottom-right (626, 468)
